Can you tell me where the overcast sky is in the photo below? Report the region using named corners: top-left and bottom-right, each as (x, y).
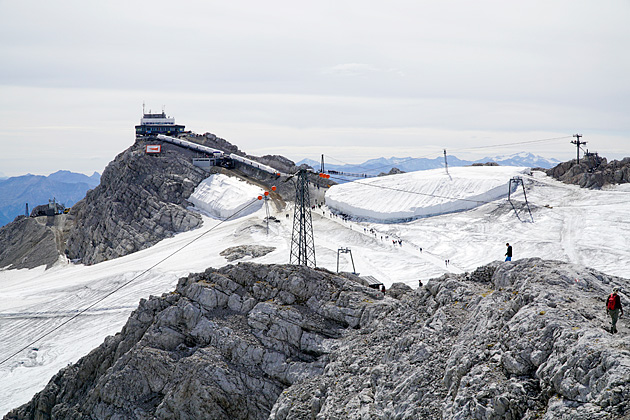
top-left (1, 0), bottom-right (628, 177)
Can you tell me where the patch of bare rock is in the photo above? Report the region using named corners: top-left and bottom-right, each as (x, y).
top-left (6, 259), bottom-right (630, 419)
top-left (220, 245), bottom-right (276, 262)
top-left (64, 142), bottom-right (208, 265)
top-left (546, 155), bottom-right (630, 189)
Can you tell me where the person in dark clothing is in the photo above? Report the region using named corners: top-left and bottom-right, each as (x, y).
top-left (606, 287), bottom-right (624, 334)
top-left (505, 243), bottom-right (512, 261)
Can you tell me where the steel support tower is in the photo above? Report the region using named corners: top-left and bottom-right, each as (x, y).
top-left (289, 170), bottom-right (316, 267)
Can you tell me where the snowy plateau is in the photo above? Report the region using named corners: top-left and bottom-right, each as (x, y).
top-left (1, 165), bottom-right (630, 418)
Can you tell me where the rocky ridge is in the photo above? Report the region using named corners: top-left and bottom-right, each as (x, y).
top-left (6, 259), bottom-right (630, 419)
top-left (64, 141), bottom-right (208, 265)
top-left (0, 215), bottom-right (65, 269)
top-left (546, 155), bottom-right (630, 189)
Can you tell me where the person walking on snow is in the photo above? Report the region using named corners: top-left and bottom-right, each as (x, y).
top-left (606, 287), bottom-right (624, 334)
top-left (505, 243), bottom-right (512, 261)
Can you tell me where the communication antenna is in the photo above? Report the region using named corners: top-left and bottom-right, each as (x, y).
top-left (289, 169), bottom-right (316, 267)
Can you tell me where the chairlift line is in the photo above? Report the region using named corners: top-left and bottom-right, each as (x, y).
top-left (0, 197), bottom-right (262, 366)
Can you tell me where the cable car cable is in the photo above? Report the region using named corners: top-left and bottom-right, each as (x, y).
top-left (0, 197), bottom-right (261, 366)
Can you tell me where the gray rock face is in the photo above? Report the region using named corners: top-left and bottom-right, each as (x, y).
top-left (65, 142), bottom-right (208, 265)
top-left (5, 264), bottom-right (383, 419)
top-left (546, 156), bottom-right (630, 189)
top-left (0, 215), bottom-right (62, 269)
top-left (378, 167), bottom-right (405, 177)
top-left (5, 259), bottom-right (630, 419)
top-left (220, 245), bottom-right (276, 262)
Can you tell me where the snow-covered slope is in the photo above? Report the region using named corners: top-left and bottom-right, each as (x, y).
top-left (1, 168), bottom-right (630, 416)
top-left (325, 166), bottom-right (530, 221)
top-left (188, 174), bottom-right (263, 219)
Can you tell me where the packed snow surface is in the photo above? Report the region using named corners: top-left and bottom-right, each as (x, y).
top-left (326, 166), bottom-right (531, 221)
top-left (1, 168), bottom-right (630, 415)
top-left (188, 174), bottom-right (263, 219)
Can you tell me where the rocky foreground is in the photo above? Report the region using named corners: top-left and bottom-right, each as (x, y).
top-left (6, 259), bottom-right (630, 419)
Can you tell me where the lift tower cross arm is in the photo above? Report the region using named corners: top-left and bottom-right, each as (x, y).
top-left (571, 134), bottom-right (586, 164)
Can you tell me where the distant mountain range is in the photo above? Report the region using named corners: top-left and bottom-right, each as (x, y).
top-left (297, 152), bottom-right (561, 176)
top-left (0, 171), bottom-right (100, 227)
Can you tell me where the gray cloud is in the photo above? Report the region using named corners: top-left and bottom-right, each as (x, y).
top-left (0, 0), bottom-right (628, 176)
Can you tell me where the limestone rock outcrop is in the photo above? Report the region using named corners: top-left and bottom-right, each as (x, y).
top-left (64, 141), bottom-right (208, 265)
top-left (0, 215), bottom-right (63, 269)
top-left (220, 245), bottom-right (276, 262)
top-left (6, 259), bottom-right (630, 419)
top-left (546, 155), bottom-right (630, 189)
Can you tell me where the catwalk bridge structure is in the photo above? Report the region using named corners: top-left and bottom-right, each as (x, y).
top-left (155, 134), bottom-right (287, 177)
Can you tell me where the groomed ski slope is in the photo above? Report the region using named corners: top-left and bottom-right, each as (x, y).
top-left (1, 169), bottom-right (630, 415)
top-left (188, 174), bottom-right (264, 219)
top-left (325, 166), bottom-right (531, 221)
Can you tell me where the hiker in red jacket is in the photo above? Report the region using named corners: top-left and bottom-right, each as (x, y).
top-left (606, 287), bottom-right (624, 334)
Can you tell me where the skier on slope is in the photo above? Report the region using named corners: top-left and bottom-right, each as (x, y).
top-left (606, 287), bottom-right (624, 334)
top-left (505, 243), bottom-right (513, 262)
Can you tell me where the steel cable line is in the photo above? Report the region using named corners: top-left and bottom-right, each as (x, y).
top-left (322, 135), bottom-right (571, 177)
top-left (327, 175), bottom-right (499, 205)
top-left (324, 150), bottom-right (442, 175)
top-left (0, 197), bottom-right (261, 366)
top-left (451, 135), bottom-right (573, 152)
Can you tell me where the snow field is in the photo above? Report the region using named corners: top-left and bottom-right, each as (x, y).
top-left (1, 168), bottom-right (630, 415)
top-left (188, 174), bottom-right (264, 219)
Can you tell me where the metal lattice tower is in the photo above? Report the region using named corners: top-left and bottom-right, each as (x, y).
top-left (289, 170), bottom-right (316, 267)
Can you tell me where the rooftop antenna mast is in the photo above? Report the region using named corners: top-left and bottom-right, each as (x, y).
top-left (289, 169), bottom-right (316, 267)
top-left (571, 134), bottom-right (586, 164)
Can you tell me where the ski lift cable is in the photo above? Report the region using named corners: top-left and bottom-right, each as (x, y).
top-left (324, 150), bottom-right (441, 174)
top-left (449, 135), bottom-right (573, 152)
top-left (322, 135), bottom-right (572, 176)
top-left (0, 197), bottom-right (262, 366)
top-left (327, 175), bottom-right (499, 205)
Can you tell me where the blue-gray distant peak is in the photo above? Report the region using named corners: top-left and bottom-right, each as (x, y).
top-left (297, 152), bottom-right (560, 177)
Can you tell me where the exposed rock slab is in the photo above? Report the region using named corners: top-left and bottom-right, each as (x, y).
top-left (65, 142), bottom-right (208, 265)
top-left (220, 245), bottom-right (276, 262)
top-left (0, 215), bottom-right (63, 269)
top-left (546, 156), bottom-right (630, 189)
top-left (5, 259), bottom-right (630, 419)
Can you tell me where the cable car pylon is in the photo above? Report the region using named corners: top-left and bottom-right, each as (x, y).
top-left (289, 169), bottom-right (316, 266)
